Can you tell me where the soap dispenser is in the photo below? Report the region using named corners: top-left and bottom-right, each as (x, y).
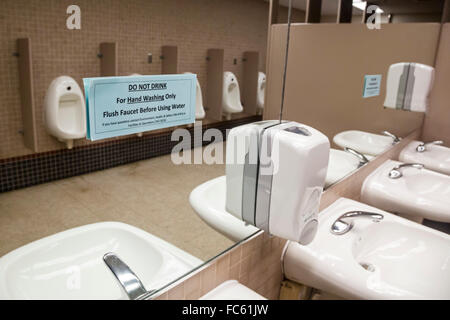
top-left (225, 121), bottom-right (329, 244)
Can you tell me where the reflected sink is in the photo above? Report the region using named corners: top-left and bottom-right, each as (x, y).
top-left (361, 159), bottom-right (450, 222)
top-left (283, 198), bottom-right (450, 299)
top-left (189, 176), bottom-right (259, 242)
top-left (0, 222), bottom-right (202, 300)
top-left (200, 280), bottom-right (266, 300)
top-left (333, 130), bottom-right (394, 156)
top-left (325, 149), bottom-right (372, 187)
top-left (399, 140), bottom-right (450, 175)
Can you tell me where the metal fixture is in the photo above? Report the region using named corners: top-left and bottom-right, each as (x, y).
top-left (103, 252), bottom-right (149, 300)
top-left (344, 147), bottom-right (369, 167)
top-left (381, 131), bottom-right (401, 144)
top-left (147, 53), bottom-right (153, 64)
top-left (388, 163), bottom-right (424, 179)
top-left (416, 140), bottom-right (443, 153)
top-left (331, 211), bottom-right (384, 235)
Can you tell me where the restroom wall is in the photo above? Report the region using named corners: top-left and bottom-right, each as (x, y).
top-left (153, 231), bottom-right (286, 300)
top-left (264, 23), bottom-right (441, 142)
top-left (0, 0), bottom-right (269, 159)
top-left (423, 23), bottom-right (450, 146)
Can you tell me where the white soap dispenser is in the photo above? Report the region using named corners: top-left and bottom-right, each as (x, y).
top-left (225, 120), bottom-right (281, 223)
top-left (225, 121), bottom-right (329, 245)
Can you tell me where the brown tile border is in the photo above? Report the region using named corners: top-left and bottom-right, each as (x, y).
top-left (0, 115), bottom-right (261, 193)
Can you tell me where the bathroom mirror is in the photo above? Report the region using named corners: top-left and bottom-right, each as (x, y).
top-left (265, 0), bottom-right (442, 189)
top-left (0, 0), bottom-right (276, 300)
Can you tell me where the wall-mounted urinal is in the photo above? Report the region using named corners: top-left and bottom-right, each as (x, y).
top-left (222, 71), bottom-right (243, 120)
top-left (184, 72), bottom-right (205, 120)
top-left (256, 72), bottom-right (266, 115)
top-left (44, 76), bottom-right (86, 149)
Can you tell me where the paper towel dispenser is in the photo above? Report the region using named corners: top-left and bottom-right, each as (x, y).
top-left (383, 62), bottom-right (434, 113)
top-left (226, 120), bottom-right (330, 244)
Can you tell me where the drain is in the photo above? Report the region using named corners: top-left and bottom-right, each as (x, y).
top-left (359, 262), bottom-right (375, 272)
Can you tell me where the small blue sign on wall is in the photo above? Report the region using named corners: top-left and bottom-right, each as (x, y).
top-left (363, 74), bottom-right (382, 98)
top-left (83, 74), bottom-right (196, 141)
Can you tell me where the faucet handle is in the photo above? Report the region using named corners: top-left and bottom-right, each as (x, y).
top-left (331, 211), bottom-right (384, 235)
top-left (103, 252), bottom-right (148, 300)
top-left (416, 140), bottom-right (443, 153)
top-left (344, 147), bottom-right (369, 167)
top-left (388, 163), bottom-right (424, 179)
top-left (381, 131), bottom-right (401, 144)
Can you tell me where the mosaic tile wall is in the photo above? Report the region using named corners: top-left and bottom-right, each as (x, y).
top-left (0, 115), bottom-right (261, 193)
top-left (0, 0), bottom-right (269, 159)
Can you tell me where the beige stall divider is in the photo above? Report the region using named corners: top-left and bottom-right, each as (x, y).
top-left (206, 49), bottom-right (224, 121)
top-left (242, 51), bottom-right (260, 115)
top-left (99, 42), bottom-right (118, 77)
top-left (423, 23), bottom-right (450, 146)
top-left (264, 23), bottom-right (441, 142)
top-left (161, 46), bottom-right (178, 74)
top-left (17, 38), bottom-right (38, 152)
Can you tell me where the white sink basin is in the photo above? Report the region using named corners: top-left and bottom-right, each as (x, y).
top-left (361, 159), bottom-right (450, 222)
top-left (325, 149), bottom-right (367, 187)
top-left (200, 280), bottom-right (266, 300)
top-left (0, 222), bottom-right (202, 300)
top-left (399, 141), bottom-right (450, 175)
top-left (189, 176), bottom-right (259, 242)
top-left (333, 130), bottom-right (394, 156)
top-left (283, 198), bottom-right (450, 300)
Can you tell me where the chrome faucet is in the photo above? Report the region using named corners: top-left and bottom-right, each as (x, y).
top-left (416, 140), bottom-right (443, 153)
top-left (388, 163), bottom-right (424, 179)
top-left (331, 211), bottom-right (384, 235)
top-left (344, 147), bottom-right (369, 167)
top-left (381, 131), bottom-right (401, 144)
top-left (103, 252), bottom-right (150, 300)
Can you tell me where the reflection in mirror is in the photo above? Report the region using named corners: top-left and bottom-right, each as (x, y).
top-left (0, 0), bottom-right (273, 299)
top-left (265, 0), bottom-right (443, 189)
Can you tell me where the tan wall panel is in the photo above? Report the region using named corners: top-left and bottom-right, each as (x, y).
top-left (423, 23), bottom-right (450, 146)
top-left (265, 23), bottom-right (440, 143)
top-left (0, 0), bottom-right (269, 159)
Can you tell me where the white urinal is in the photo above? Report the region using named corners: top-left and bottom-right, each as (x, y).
top-left (44, 76), bottom-right (86, 149)
top-left (222, 71), bottom-right (243, 120)
top-left (184, 72), bottom-right (205, 120)
top-left (256, 72), bottom-right (266, 115)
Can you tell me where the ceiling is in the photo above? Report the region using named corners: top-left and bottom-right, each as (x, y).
top-left (272, 0), bottom-right (444, 16)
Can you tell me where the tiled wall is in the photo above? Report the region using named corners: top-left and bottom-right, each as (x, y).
top-left (153, 231), bottom-right (286, 300)
top-left (0, 0), bottom-right (269, 159)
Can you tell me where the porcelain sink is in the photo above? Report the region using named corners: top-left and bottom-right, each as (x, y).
top-left (325, 149), bottom-right (371, 187)
top-left (399, 140), bottom-right (450, 175)
top-left (361, 159), bottom-right (450, 222)
top-left (0, 222), bottom-right (202, 300)
top-left (333, 130), bottom-right (394, 156)
top-left (189, 176), bottom-right (259, 242)
top-left (282, 198), bottom-right (450, 300)
top-left (200, 280), bottom-right (266, 300)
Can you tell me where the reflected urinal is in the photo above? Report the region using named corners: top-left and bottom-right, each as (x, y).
top-left (184, 72), bottom-right (205, 120)
top-left (256, 72), bottom-right (266, 115)
top-left (222, 71), bottom-right (243, 120)
top-left (44, 76), bottom-right (86, 149)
